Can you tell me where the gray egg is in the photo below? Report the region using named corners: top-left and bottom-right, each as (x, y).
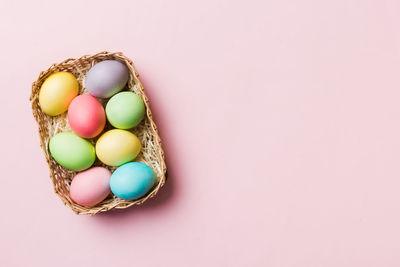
top-left (85, 60), bottom-right (129, 98)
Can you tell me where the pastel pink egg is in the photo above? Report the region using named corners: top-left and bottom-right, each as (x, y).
top-left (68, 94), bottom-right (106, 138)
top-left (70, 167), bottom-right (111, 207)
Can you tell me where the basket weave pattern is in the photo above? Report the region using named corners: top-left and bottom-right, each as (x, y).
top-left (30, 51), bottom-right (167, 215)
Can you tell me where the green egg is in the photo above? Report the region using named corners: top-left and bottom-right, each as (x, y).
top-left (49, 132), bottom-right (95, 171)
top-left (105, 92), bottom-right (145, 129)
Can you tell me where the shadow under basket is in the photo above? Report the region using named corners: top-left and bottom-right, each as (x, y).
top-left (30, 51), bottom-right (167, 215)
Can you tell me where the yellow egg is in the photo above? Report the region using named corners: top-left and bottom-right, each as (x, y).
top-left (39, 72), bottom-right (79, 116)
top-left (96, 129), bottom-right (141, 166)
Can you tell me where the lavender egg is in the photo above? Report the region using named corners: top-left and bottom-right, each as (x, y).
top-left (85, 60), bottom-right (129, 98)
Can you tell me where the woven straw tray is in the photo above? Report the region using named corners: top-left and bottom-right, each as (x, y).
top-left (30, 51), bottom-right (167, 215)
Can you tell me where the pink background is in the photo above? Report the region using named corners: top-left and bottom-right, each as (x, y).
top-left (2, 0), bottom-right (400, 266)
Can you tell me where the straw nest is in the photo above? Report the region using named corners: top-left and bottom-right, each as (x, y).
top-left (30, 51), bottom-right (167, 215)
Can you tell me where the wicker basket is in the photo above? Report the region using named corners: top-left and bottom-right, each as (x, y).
top-left (30, 51), bottom-right (167, 215)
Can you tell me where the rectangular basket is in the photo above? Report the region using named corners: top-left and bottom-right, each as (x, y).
top-left (30, 51), bottom-right (167, 215)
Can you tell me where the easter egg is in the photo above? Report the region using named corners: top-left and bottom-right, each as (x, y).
top-left (68, 94), bottom-right (106, 138)
top-left (110, 162), bottom-right (156, 200)
top-left (39, 72), bottom-right (79, 116)
top-left (49, 132), bottom-right (95, 171)
top-left (70, 167), bottom-right (111, 207)
top-left (85, 60), bottom-right (129, 98)
top-left (106, 92), bottom-right (145, 129)
top-left (95, 129), bottom-right (141, 166)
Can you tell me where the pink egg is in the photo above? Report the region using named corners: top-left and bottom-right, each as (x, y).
top-left (68, 94), bottom-right (105, 138)
top-left (70, 167), bottom-right (111, 207)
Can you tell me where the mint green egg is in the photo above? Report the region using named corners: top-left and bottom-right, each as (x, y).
top-left (105, 92), bottom-right (145, 129)
top-left (49, 132), bottom-right (95, 171)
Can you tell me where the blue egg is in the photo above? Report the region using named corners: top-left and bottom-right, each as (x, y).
top-left (110, 162), bottom-right (156, 200)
